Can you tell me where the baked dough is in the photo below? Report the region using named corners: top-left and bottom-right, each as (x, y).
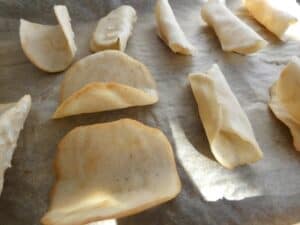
top-left (201, 0), bottom-right (267, 55)
top-left (244, 0), bottom-right (300, 40)
top-left (90, 5), bottom-right (137, 52)
top-left (269, 57), bottom-right (300, 151)
top-left (0, 95), bottom-right (31, 195)
top-left (41, 119), bottom-right (181, 225)
top-left (20, 5), bottom-right (76, 72)
top-left (53, 50), bottom-right (158, 118)
top-left (189, 64), bottom-right (263, 169)
top-left (155, 0), bottom-right (195, 55)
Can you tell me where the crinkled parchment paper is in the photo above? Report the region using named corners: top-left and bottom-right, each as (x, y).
top-left (0, 0), bottom-right (300, 224)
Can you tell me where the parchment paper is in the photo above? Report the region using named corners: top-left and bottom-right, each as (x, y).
top-left (0, 0), bottom-right (300, 224)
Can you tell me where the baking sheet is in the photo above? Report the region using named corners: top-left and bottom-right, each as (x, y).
top-left (0, 0), bottom-right (300, 224)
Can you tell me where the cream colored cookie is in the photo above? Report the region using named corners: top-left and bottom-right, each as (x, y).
top-left (90, 5), bottom-right (137, 52)
top-left (20, 5), bottom-right (76, 72)
top-left (155, 0), bottom-right (195, 55)
top-left (53, 50), bottom-right (158, 118)
top-left (189, 64), bottom-right (263, 169)
top-left (269, 57), bottom-right (300, 151)
top-left (244, 0), bottom-right (300, 40)
top-left (41, 119), bottom-right (181, 225)
top-left (0, 95), bottom-right (31, 194)
top-left (201, 0), bottom-right (267, 54)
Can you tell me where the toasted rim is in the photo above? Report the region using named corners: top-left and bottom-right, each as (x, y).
top-left (53, 82), bottom-right (158, 119)
top-left (42, 119), bottom-right (181, 225)
top-left (60, 50), bottom-right (157, 101)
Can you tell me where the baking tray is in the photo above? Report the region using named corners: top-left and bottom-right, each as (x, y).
top-left (0, 0), bottom-right (300, 224)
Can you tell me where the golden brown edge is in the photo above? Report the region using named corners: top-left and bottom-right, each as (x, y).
top-left (53, 81), bottom-right (158, 119)
top-left (59, 50), bottom-right (157, 102)
top-left (41, 118), bottom-right (182, 225)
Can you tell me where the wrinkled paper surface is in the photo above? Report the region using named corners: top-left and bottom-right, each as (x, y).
top-left (0, 0), bottom-right (300, 224)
